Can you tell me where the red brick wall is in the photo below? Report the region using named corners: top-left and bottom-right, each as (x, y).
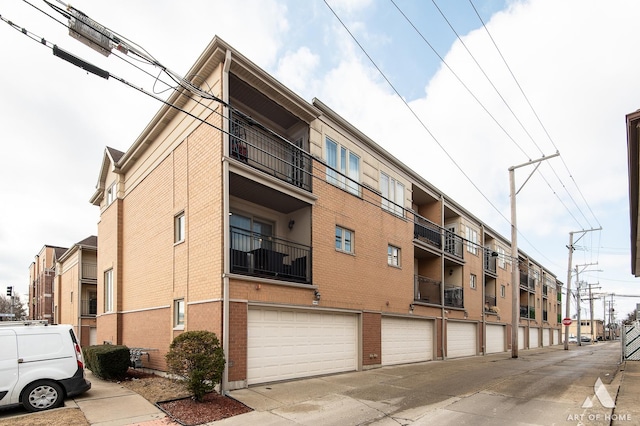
top-left (363, 312), bottom-right (381, 366)
top-left (228, 302), bottom-right (247, 382)
top-left (121, 307), bottom-right (171, 371)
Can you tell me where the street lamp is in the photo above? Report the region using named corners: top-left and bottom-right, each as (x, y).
top-left (509, 153), bottom-right (559, 358)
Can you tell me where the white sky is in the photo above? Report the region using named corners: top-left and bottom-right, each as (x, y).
top-left (1, 0), bottom-right (639, 321)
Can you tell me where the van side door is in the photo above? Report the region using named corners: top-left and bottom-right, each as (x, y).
top-left (0, 329), bottom-right (19, 406)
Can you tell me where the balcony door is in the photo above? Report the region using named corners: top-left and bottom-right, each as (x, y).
top-left (230, 213), bottom-right (273, 251)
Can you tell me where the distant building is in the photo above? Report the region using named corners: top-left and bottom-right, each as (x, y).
top-left (54, 236), bottom-right (98, 346)
top-left (568, 319), bottom-right (604, 341)
top-left (28, 245), bottom-right (67, 323)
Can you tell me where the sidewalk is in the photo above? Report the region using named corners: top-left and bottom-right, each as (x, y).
top-left (71, 371), bottom-right (167, 426)
top-left (612, 361), bottom-right (640, 424)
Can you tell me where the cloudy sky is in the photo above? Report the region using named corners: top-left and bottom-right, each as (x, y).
top-left (1, 0), bottom-right (639, 320)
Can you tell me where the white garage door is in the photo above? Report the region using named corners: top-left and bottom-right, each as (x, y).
top-left (529, 327), bottom-right (539, 348)
top-left (486, 324), bottom-right (505, 354)
top-left (542, 329), bottom-right (550, 346)
top-left (518, 326), bottom-right (526, 350)
top-left (382, 317), bottom-right (433, 365)
top-left (247, 308), bottom-right (357, 385)
top-left (553, 329), bottom-right (560, 345)
top-left (447, 322), bottom-right (476, 358)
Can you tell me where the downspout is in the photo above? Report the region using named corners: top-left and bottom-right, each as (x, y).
top-left (441, 195), bottom-right (446, 360)
top-left (221, 49), bottom-right (232, 393)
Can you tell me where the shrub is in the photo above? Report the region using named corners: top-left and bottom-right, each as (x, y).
top-left (165, 331), bottom-right (225, 402)
top-left (82, 345), bottom-right (130, 380)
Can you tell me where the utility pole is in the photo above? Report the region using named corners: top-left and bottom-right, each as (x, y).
top-left (509, 153), bottom-right (559, 358)
top-left (563, 228), bottom-right (601, 350)
top-left (587, 283), bottom-right (601, 344)
top-left (573, 263), bottom-right (597, 346)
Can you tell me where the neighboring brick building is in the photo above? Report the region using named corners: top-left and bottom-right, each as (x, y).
top-left (89, 37), bottom-right (563, 390)
top-left (29, 244), bottom-right (67, 323)
top-left (55, 235), bottom-right (98, 346)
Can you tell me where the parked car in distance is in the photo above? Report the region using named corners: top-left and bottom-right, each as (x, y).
top-left (568, 336), bottom-right (578, 344)
top-left (0, 321), bottom-right (91, 411)
top-left (580, 335), bottom-right (592, 343)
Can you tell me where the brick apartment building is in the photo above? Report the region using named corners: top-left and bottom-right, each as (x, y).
top-left (54, 235), bottom-right (98, 347)
top-left (89, 37), bottom-right (562, 390)
top-left (29, 244), bottom-right (67, 323)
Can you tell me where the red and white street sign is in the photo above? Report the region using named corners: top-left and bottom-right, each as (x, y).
top-left (562, 318), bottom-right (572, 326)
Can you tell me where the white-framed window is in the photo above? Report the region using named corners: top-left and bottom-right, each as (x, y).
top-left (497, 246), bottom-right (506, 269)
top-left (106, 182), bottom-right (116, 206)
top-left (470, 274), bottom-right (477, 289)
top-left (325, 137), bottom-right (360, 196)
top-left (380, 172), bottom-right (405, 217)
top-left (466, 226), bottom-right (478, 255)
top-left (174, 212), bottom-right (185, 244)
top-left (501, 284), bottom-right (506, 298)
top-left (335, 226), bottom-right (354, 253)
top-left (104, 269), bottom-right (113, 313)
top-left (174, 299), bottom-right (185, 328)
top-left (388, 245), bottom-right (401, 267)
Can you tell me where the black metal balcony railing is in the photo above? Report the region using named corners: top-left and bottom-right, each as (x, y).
top-left (543, 310), bottom-right (548, 321)
top-left (543, 285), bottom-right (548, 297)
top-left (413, 216), bottom-right (464, 260)
top-left (230, 227), bottom-right (311, 284)
top-left (228, 111), bottom-right (312, 192)
top-left (557, 313), bottom-right (562, 323)
top-left (414, 275), bottom-right (442, 305)
top-left (484, 250), bottom-right (497, 274)
top-left (444, 284), bottom-right (463, 308)
top-left (81, 299), bottom-right (97, 316)
top-left (519, 305), bottom-right (536, 319)
top-left (519, 271), bottom-right (528, 289)
top-left (557, 292), bottom-right (562, 302)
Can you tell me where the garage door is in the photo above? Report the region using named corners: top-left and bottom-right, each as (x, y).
top-left (382, 317), bottom-right (433, 365)
top-left (542, 329), bottom-right (550, 346)
top-left (553, 329), bottom-right (560, 345)
top-left (247, 308), bottom-right (357, 385)
top-left (447, 321), bottom-right (476, 358)
top-left (486, 324), bottom-right (505, 354)
top-left (518, 326), bottom-right (526, 349)
top-left (529, 327), bottom-right (539, 348)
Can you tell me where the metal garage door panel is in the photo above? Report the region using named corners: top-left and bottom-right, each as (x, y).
top-left (485, 324), bottom-right (505, 354)
top-left (553, 330), bottom-right (560, 345)
top-left (518, 326), bottom-right (525, 349)
top-left (447, 322), bottom-right (476, 358)
top-left (247, 308), bottom-right (357, 385)
top-left (382, 317), bottom-right (433, 365)
top-left (542, 329), bottom-right (550, 346)
top-left (529, 327), bottom-right (539, 348)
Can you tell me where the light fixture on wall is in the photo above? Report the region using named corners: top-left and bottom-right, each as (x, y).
top-left (288, 219), bottom-right (295, 230)
top-left (449, 269), bottom-right (453, 276)
top-left (314, 290), bottom-right (321, 301)
top-left (409, 303), bottom-right (415, 313)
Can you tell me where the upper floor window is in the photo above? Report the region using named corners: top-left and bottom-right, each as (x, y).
top-left (387, 245), bottom-right (401, 267)
top-left (466, 226), bottom-right (478, 255)
top-left (174, 212), bottom-right (185, 244)
top-left (497, 246), bottom-right (506, 269)
top-left (104, 269), bottom-right (113, 313)
top-left (106, 183), bottom-right (116, 206)
top-left (380, 172), bottom-right (405, 217)
top-left (325, 137), bottom-right (360, 196)
top-left (470, 274), bottom-right (477, 289)
top-left (500, 284), bottom-right (506, 298)
top-left (335, 226), bottom-right (354, 253)
top-left (174, 299), bottom-right (185, 329)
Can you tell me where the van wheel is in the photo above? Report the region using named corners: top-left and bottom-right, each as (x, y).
top-left (22, 381), bottom-right (64, 412)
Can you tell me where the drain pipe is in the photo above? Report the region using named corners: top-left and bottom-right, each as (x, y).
top-left (221, 49), bottom-right (232, 394)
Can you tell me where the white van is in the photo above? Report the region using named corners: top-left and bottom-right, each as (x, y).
top-left (0, 321), bottom-right (91, 411)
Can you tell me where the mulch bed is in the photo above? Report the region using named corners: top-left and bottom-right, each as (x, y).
top-left (157, 392), bottom-right (253, 426)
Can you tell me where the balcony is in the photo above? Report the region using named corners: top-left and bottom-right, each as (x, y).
top-left (82, 262), bottom-right (97, 280)
top-left (81, 299), bottom-right (97, 316)
top-left (414, 275), bottom-right (442, 305)
top-left (444, 284), bottom-right (463, 308)
top-left (543, 284), bottom-right (548, 298)
top-left (229, 111), bottom-right (312, 192)
top-left (543, 310), bottom-right (548, 322)
top-left (485, 295), bottom-right (497, 313)
top-left (484, 250), bottom-right (497, 274)
top-left (230, 227), bottom-right (311, 284)
top-left (519, 305), bottom-right (535, 319)
top-left (413, 217), bottom-right (441, 248)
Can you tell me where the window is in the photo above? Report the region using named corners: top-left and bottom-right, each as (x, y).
top-left (380, 172), bottom-right (405, 216)
top-left (104, 269), bottom-right (113, 313)
top-left (174, 212), bottom-right (185, 243)
top-left (388, 245), bottom-right (400, 267)
top-left (106, 183), bottom-right (116, 206)
top-left (230, 213), bottom-right (273, 251)
top-left (466, 226), bottom-right (478, 255)
top-left (497, 246), bottom-right (506, 268)
top-left (174, 299), bottom-right (185, 328)
top-left (500, 284), bottom-right (506, 298)
top-left (335, 226), bottom-right (353, 253)
top-left (325, 137), bottom-right (360, 196)
top-left (470, 274), bottom-right (477, 289)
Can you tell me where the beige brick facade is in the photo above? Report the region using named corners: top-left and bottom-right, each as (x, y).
top-left (89, 37), bottom-right (562, 389)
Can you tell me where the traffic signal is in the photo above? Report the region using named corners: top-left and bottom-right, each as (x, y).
top-left (6, 286), bottom-right (12, 297)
